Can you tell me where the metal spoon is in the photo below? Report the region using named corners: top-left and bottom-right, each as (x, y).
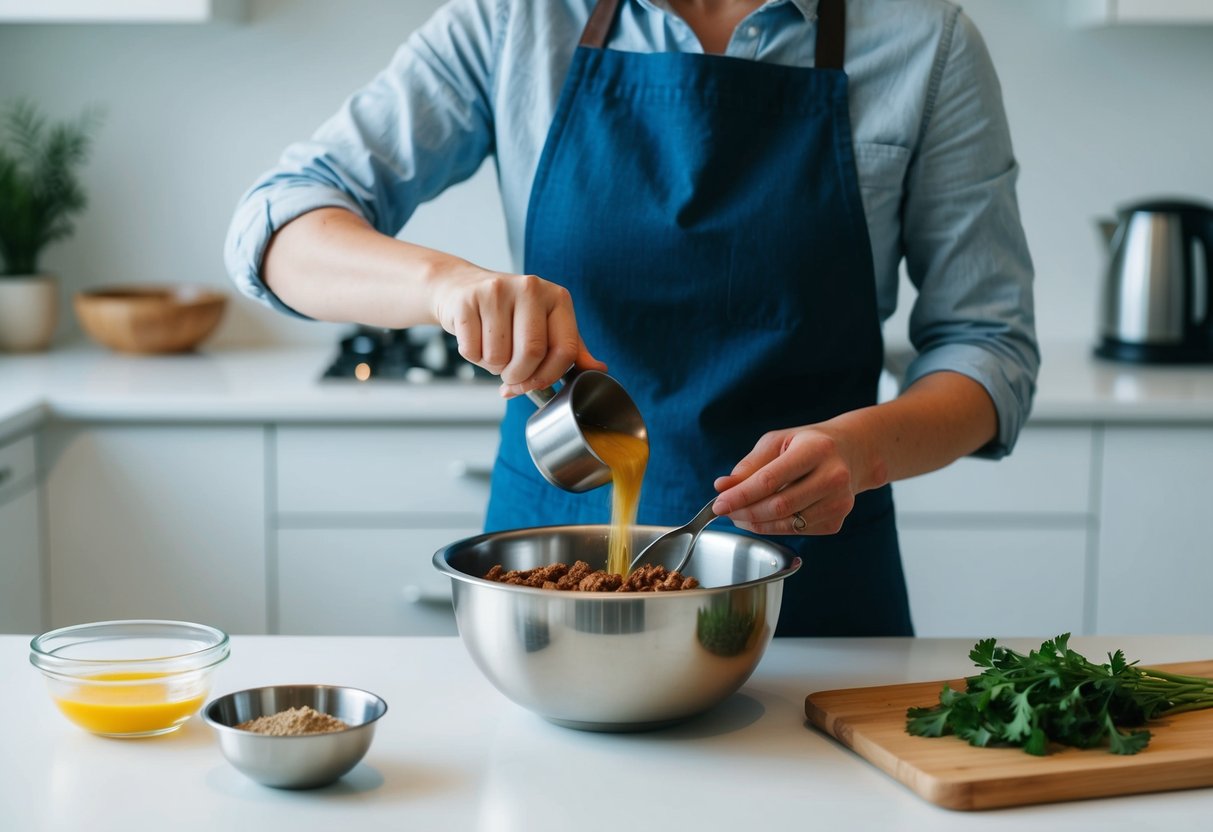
top-left (628, 498), bottom-right (720, 575)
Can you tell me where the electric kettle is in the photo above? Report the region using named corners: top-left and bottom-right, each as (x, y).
top-left (1096, 199), bottom-right (1213, 363)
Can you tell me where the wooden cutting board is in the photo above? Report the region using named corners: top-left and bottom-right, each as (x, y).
top-left (805, 660), bottom-right (1213, 811)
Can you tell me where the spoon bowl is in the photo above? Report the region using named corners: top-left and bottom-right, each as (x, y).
top-left (628, 498), bottom-right (720, 574)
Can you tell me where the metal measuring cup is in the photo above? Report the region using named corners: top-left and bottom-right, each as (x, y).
top-left (524, 368), bottom-right (648, 492)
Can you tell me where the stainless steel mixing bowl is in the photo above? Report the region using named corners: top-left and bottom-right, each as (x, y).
top-left (433, 525), bottom-right (800, 731)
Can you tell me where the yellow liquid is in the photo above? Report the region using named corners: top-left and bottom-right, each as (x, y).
top-left (583, 427), bottom-right (649, 577)
top-left (54, 672), bottom-right (208, 736)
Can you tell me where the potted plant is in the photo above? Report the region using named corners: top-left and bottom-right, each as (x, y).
top-left (0, 99), bottom-right (101, 352)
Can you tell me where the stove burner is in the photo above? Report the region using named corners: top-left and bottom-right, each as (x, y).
top-left (322, 326), bottom-right (494, 382)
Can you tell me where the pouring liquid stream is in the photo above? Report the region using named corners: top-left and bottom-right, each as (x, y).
top-left (581, 426), bottom-right (648, 576)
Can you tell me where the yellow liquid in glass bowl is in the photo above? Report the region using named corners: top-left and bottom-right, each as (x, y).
top-left (53, 672), bottom-right (209, 737)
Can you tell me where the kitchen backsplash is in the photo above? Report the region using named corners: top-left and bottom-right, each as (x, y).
top-left (0, 0), bottom-right (1210, 347)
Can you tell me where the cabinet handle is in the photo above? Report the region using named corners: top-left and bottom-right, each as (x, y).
top-left (0, 466), bottom-right (11, 487)
top-left (402, 585), bottom-right (454, 605)
top-left (449, 460), bottom-right (494, 481)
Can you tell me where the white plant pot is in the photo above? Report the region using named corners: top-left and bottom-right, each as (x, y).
top-left (0, 274), bottom-right (59, 352)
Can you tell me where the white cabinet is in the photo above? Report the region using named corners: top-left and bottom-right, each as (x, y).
top-left (895, 427), bottom-right (1095, 637)
top-left (276, 426), bottom-right (499, 515)
top-left (0, 0), bottom-right (245, 23)
top-left (22, 415), bottom-right (1208, 638)
top-left (900, 527), bottom-right (1089, 638)
top-left (43, 425), bottom-right (267, 634)
top-left (1097, 426), bottom-right (1213, 634)
top-left (1070, 0), bottom-right (1213, 26)
top-left (0, 429), bottom-right (43, 634)
top-left (277, 528), bottom-right (469, 636)
top-left (895, 427), bottom-right (1093, 516)
top-left (273, 425), bottom-right (498, 635)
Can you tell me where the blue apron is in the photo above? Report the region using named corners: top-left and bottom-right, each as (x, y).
top-left (485, 0), bottom-right (913, 637)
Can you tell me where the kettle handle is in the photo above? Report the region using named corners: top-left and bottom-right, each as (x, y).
top-left (1196, 214), bottom-right (1213, 333)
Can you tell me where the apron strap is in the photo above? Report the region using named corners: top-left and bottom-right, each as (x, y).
top-left (815, 0), bottom-right (846, 69)
top-left (579, 0), bottom-right (622, 48)
top-left (578, 0), bottom-right (846, 69)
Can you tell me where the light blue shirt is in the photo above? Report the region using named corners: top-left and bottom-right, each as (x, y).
top-left (225, 0), bottom-right (1039, 457)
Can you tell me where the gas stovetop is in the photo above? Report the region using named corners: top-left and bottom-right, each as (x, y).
top-left (322, 326), bottom-right (495, 383)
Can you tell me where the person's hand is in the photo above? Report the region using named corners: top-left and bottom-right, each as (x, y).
top-left (430, 266), bottom-right (605, 397)
top-left (711, 425), bottom-right (883, 535)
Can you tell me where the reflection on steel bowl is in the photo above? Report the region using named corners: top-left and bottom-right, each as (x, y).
top-left (432, 525), bottom-right (800, 731)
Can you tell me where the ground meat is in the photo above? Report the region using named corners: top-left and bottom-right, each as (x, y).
top-left (482, 560), bottom-right (700, 592)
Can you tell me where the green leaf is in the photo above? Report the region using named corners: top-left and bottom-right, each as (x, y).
top-left (1053, 633), bottom-right (1072, 655)
top-left (1004, 688), bottom-right (1036, 742)
top-left (969, 638), bottom-right (997, 668)
top-left (962, 725), bottom-right (995, 748)
top-left (1024, 727), bottom-right (1050, 756)
top-left (0, 98), bottom-right (102, 275)
top-left (1105, 714), bottom-right (1151, 755)
top-left (906, 704), bottom-right (952, 738)
top-left (907, 636), bottom-right (1213, 757)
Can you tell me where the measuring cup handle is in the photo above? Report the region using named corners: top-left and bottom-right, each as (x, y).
top-left (524, 365), bottom-right (579, 408)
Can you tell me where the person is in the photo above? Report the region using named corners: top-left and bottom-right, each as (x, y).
top-left (225, 0), bottom-right (1038, 637)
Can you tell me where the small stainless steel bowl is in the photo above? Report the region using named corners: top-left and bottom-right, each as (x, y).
top-left (433, 525), bottom-right (800, 731)
top-left (204, 685), bottom-right (387, 789)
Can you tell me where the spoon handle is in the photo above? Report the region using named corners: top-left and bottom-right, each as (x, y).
top-left (686, 498), bottom-right (721, 534)
top-left (671, 498), bottom-right (722, 574)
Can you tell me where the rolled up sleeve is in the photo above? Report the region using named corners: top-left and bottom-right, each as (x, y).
top-left (223, 0), bottom-right (501, 317)
top-left (899, 9), bottom-right (1040, 459)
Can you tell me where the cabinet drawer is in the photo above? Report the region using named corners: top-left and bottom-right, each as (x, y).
top-left (277, 527), bottom-right (468, 635)
top-left (0, 433), bottom-right (36, 500)
top-left (276, 426), bottom-right (499, 515)
top-left (894, 427), bottom-right (1093, 516)
top-left (900, 527), bottom-right (1088, 637)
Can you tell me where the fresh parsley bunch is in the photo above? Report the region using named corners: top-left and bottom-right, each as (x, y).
top-left (906, 634), bottom-right (1213, 756)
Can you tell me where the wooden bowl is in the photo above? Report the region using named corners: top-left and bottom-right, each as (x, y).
top-left (74, 285), bottom-right (227, 354)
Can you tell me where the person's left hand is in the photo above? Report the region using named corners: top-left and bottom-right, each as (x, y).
top-left (711, 425), bottom-right (879, 536)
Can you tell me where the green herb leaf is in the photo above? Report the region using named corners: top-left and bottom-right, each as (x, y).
top-left (1104, 714), bottom-right (1150, 755)
top-left (969, 638), bottom-right (997, 668)
top-left (1004, 688), bottom-right (1036, 742)
top-left (905, 635), bottom-right (1213, 756)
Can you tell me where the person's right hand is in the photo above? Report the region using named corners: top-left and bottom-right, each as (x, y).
top-left (430, 265), bottom-right (605, 398)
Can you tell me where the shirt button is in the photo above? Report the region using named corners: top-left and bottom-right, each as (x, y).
top-left (745, 25), bottom-right (760, 38)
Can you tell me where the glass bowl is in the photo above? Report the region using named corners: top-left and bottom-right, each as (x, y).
top-left (30, 620), bottom-right (230, 738)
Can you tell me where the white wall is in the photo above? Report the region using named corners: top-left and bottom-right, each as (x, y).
top-left (1, 0), bottom-right (1211, 348)
top-left (0, 0), bottom-right (512, 346)
top-left (959, 0), bottom-right (1213, 350)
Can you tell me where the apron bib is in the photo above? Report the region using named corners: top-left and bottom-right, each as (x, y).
top-left (485, 0), bottom-right (913, 637)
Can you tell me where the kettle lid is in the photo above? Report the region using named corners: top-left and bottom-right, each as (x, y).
top-left (1119, 197), bottom-right (1213, 216)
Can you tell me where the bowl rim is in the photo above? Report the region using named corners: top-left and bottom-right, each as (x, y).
top-left (203, 684), bottom-right (389, 737)
top-left (432, 523), bottom-right (802, 599)
top-left (73, 285), bottom-right (227, 306)
top-left (29, 619), bottom-right (231, 678)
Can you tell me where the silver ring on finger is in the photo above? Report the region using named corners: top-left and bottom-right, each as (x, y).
top-left (791, 511), bottom-right (807, 532)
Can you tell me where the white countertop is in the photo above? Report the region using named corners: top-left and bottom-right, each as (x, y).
top-left (5, 634), bottom-right (1212, 831)
top-left (4, 340), bottom-right (1213, 441)
top-left (0, 343), bottom-right (507, 437)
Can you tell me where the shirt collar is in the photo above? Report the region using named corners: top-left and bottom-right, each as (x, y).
top-left (784, 0), bottom-right (819, 22)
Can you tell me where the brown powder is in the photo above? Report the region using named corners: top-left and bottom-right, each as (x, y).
top-left (483, 560), bottom-right (700, 592)
top-left (236, 705), bottom-right (349, 736)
